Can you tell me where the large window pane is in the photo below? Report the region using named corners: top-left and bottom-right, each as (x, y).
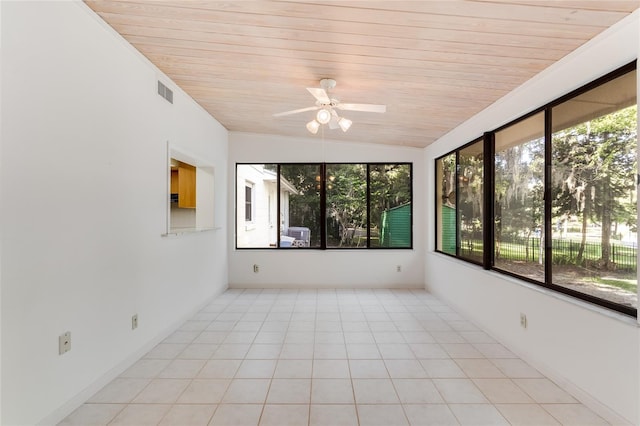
top-left (494, 112), bottom-right (545, 281)
top-left (280, 164), bottom-right (322, 248)
top-left (370, 164), bottom-right (412, 248)
top-left (436, 154), bottom-right (456, 255)
top-left (458, 141), bottom-right (484, 262)
top-left (237, 162), bottom-right (413, 250)
top-left (551, 70), bottom-right (637, 309)
top-left (236, 164), bottom-right (278, 248)
top-left (326, 164), bottom-right (367, 248)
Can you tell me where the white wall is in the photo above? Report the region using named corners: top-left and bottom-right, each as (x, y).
top-left (229, 132), bottom-right (424, 288)
top-left (0, 2), bottom-right (228, 425)
top-left (170, 205), bottom-right (196, 229)
top-left (425, 11), bottom-right (639, 425)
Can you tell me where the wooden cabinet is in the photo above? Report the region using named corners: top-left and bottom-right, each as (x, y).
top-left (171, 169), bottom-right (179, 193)
top-left (170, 163), bottom-right (196, 209)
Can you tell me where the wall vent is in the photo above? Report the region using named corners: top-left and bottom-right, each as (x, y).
top-left (157, 80), bottom-right (173, 104)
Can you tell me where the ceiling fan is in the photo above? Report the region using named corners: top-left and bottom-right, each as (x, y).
top-left (273, 79), bottom-right (386, 134)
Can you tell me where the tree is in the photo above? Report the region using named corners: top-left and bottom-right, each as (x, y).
top-left (439, 154), bottom-right (456, 209)
top-left (280, 164), bottom-right (322, 246)
top-left (552, 105), bottom-right (637, 269)
top-left (494, 136), bottom-right (545, 262)
top-left (326, 164), bottom-right (367, 246)
top-left (280, 163), bottom-right (411, 247)
top-left (369, 164), bottom-right (411, 225)
top-left (458, 143), bottom-right (484, 259)
top-left (437, 154), bottom-right (457, 255)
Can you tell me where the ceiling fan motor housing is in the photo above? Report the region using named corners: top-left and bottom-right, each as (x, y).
top-left (320, 78), bottom-right (337, 91)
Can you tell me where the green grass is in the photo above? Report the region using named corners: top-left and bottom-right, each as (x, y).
top-left (592, 277), bottom-right (638, 293)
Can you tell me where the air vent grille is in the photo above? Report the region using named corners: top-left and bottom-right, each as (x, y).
top-left (157, 80), bottom-right (173, 104)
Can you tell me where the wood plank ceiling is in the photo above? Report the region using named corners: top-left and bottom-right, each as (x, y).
top-left (85, 1), bottom-right (639, 148)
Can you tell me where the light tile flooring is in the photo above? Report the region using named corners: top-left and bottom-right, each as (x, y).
top-left (60, 289), bottom-right (611, 426)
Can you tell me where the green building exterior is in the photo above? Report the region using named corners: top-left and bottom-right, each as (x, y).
top-left (380, 203), bottom-right (412, 247)
top-left (441, 204), bottom-right (456, 255)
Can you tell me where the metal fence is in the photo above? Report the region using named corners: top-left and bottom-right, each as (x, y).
top-left (492, 236), bottom-right (637, 272)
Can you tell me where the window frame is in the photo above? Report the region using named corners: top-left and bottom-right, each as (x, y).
top-left (244, 183), bottom-right (254, 223)
top-left (434, 137), bottom-right (485, 266)
top-left (236, 162), bottom-right (413, 250)
top-left (435, 61), bottom-right (637, 317)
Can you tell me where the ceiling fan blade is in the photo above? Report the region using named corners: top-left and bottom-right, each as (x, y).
top-left (273, 106), bottom-right (319, 117)
top-left (329, 116), bottom-right (339, 130)
top-left (307, 87), bottom-right (330, 104)
top-left (336, 103), bottom-right (386, 113)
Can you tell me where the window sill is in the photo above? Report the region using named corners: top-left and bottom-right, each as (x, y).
top-left (162, 227), bottom-right (221, 237)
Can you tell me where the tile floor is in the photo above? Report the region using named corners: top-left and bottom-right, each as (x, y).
top-left (60, 289), bottom-right (611, 426)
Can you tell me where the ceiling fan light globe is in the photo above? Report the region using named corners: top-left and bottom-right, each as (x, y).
top-left (338, 117), bottom-right (352, 132)
top-left (316, 108), bottom-right (331, 124)
top-left (306, 120), bottom-right (320, 134)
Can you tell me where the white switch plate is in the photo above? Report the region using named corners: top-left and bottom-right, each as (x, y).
top-left (59, 332), bottom-right (71, 355)
top-left (132, 314), bottom-right (138, 330)
top-left (520, 313), bottom-right (527, 329)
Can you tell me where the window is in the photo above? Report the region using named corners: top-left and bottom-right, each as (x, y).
top-left (236, 164), bottom-right (277, 248)
top-left (435, 63), bottom-right (637, 316)
top-left (245, 184), bottom-right (253, 222)
top-left (237, 163), bottom-right (413, 249)
top-left (494, 113), bottom-right (545, 281)
top-left (435, 139), bottom-right (483, 262)
top-left (436, 153), bottom-right (456, 255)
top-left (458, 141), bottom-right (484, 262)
top-left (370, 164), bottom-right (412, 248)
top-left (326, 164), bottom-right (367, 248)
top-left (280, 164), bottom-right (322, 248)
top-left (551, 70), bottom-right (637, 309)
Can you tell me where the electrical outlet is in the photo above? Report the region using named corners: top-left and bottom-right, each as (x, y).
top-left (132, 314), bottom-right (138, 330)
top-left (520, 313), bottom-right (527, 329)
top-left (396, 265), bottom-right (402, 272)
top-left (253, 264), bottom-right (259, 273)
top-left (59, 332), bottom-right (71, 355)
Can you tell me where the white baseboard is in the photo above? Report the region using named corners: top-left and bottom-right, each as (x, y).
top-left (38, 286), bottom-right (227, 426)
top-left (228, 283), bottom-right (424, 289)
